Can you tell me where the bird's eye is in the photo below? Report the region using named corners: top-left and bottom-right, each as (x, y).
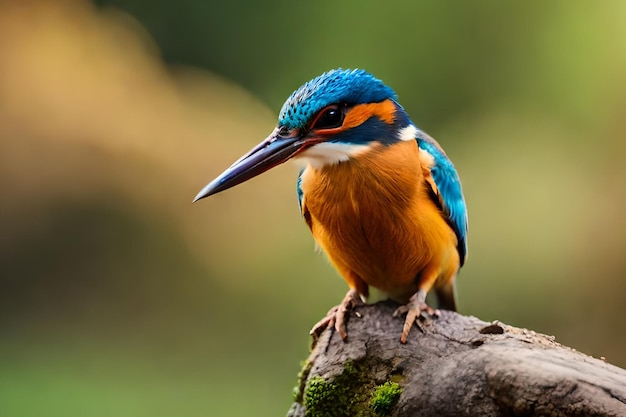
top-left (311, 105), bottom-right (344, 130)
top-left (278, 126), bottom-right (290, 137)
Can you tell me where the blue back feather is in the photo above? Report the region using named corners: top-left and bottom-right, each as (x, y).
top-left (417, 134), bottom-right (468, 265)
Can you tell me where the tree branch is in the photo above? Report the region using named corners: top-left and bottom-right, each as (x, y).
top-left (287, 301), bottom-right (626, 417)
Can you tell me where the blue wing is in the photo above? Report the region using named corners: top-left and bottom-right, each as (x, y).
top-left (416, 129), bottom-right (468, 266)
top-left (297, 168), bottom-right (305, 213)
top-left (296, 168), bottom-right (315, 229)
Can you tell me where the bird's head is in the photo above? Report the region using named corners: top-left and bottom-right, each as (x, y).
top-left (194, 68), bottom-right (415, 201)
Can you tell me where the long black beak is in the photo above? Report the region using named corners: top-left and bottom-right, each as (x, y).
top-left (193, 129), bottom-right (304, 202)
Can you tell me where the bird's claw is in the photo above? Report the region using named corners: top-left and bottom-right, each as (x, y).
top-left (393, 289), bottom-right (438, 344)
top-left (310, 289), bottom-right (363, 344)
top-left (310, 305), bottom-right (340, 341)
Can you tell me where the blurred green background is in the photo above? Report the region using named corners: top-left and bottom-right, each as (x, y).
top-left (1, 1), bottom-right (625, 416)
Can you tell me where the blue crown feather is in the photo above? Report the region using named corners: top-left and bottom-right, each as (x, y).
top-left (278, 69), bottom-right (397, 130)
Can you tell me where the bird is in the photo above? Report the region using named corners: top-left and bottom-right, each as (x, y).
top-left (194, 69), bottom-right (467, 344)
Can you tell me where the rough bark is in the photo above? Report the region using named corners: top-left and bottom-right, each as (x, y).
top-left (287, 300), bottom-right (626, 417)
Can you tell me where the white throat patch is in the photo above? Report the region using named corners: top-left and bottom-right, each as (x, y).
top-left (294, 142), bottom-right (370, 170)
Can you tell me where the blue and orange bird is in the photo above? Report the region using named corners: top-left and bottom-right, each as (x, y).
top-left (194, 69), bottom-right (468, 343)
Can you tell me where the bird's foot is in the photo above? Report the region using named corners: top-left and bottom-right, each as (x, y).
top-left (310, 289), bottom-right (363, 343)
top-left (393, 289), bottom-right (439, 344)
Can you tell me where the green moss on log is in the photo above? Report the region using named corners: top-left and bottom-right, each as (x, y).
top-left (299, 360), bottom-right (403, 417)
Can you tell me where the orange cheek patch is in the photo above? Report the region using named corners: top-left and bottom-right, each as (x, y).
top-left (343, 99), bottom-right (396, 129)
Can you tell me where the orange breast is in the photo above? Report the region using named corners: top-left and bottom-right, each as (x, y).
top-left (300, 140), bottom-right (459, 302)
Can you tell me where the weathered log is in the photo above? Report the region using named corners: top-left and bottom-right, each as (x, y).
top-left (287, 300), bottom-right (626, 417)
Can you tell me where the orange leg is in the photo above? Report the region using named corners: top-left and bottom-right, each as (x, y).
top-left (394, 248), bottom-right (460, 344)
top-left (393, 262), bottom-right (442, 344)
top-left (309, 253), bottom-right (369, 342)
top-left (393, 289), bottom-right (438, 344)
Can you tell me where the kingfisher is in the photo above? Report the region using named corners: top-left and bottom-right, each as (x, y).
top-left (194, 69), bottom-right (467, 343)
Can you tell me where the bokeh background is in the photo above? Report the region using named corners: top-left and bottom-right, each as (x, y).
top-left (1, 1), bottom-right (625, 416)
